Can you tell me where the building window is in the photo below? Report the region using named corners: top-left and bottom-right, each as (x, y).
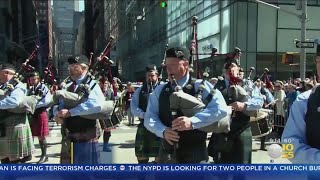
top-left (204, 7), bottom-right (211, 17)
top-left (181, 21), bottom-right (187, 29)
top-left (168, 14), bottom-right (172, 23)
top-left (197, 11), bottom-right (203, 19)
top-left (181, 13), bottom-right (187, 22)
top-left (173, 10), bottom-right (177, 20)
top-left (197, 2), bottom-right (203, 13)
top-left (256, 53), bottom-right (275, 78)
top-left (212, 3), bottom-right (219, 14)
top-left (177, 16), bottom-right (181, 24)
top-left (176, 24), bottom-right (181, 32)
top-left (181, 2), bottom-right (187, 14)
top-left (190, 7), bottom-right (196, 17)
top-left (172, 27), bottom-right (176, 35)
top-left (172, 19), bottom-right (177, 27)
top-left (168, 29), bottom-right (172, 36)
top-left (255, 53), bottom-right (315, 81)
top-left (190, 0), bottom-right (197, 8)
top-left (176, 1), bottom-right (181, 9)
top-left (204, 1), bottom-right (211, 9)
top-left (172, 1), bottom-right (177, 11)
top-left (176, 8), bottom-right (180, 17)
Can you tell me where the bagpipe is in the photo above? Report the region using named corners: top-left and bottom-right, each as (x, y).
top-left (165, 73), bottom-right (231, 163)
top-left (241, 66), bottom-right (256, 93)
top-left (0, 46), bottom-right (40, 114)
top-left (26, 55), bottom-right (58, 103)
top-left (50, 36), bottom-right (120, 124)
top-left (166, 16), bottom-right (234, 134)
top-left (189, 16), bottom-right (201, 79)
top-left (42, 56), bottom-right (58, 90)
top-left (158, 44), bottom-right (168, 83)
top-left (216, 48), bottom-right (259, 118)
top-left (259, 68), bottom-right (273, 89)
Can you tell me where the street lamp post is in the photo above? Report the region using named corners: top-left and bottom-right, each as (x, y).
top-left (300, 0), bottom-right (307, 80)
top-left (252, 0), bottom-right (308, 80)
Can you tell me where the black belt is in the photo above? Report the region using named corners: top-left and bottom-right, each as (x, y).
top-left (34, 107), bottom-right (47, 114)
top-left (36, 107), bottom-right (47, 111)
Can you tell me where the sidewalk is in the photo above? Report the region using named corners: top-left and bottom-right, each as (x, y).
top-left (28, 119), bottom-right (291, 164)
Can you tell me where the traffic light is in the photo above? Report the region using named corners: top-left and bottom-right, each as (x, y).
top-left (160, 0), bottom-right (167, 8)
top-left (281, 53), bottom-right (295, 64)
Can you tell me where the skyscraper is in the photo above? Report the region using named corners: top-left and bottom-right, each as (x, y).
top-left (34, 0), bottom-right (52, 71)
top-left (53, 0), bottom-right (75, 79)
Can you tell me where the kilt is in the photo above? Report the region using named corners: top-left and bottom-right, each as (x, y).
top-left (158, 139), bottom-right (208, 163)
top-left (0, 113), bottom-right (34, 161)
top-left (135, 123), bottom-right (160, 158)
top-left (60, 129), bottom-right (70, 164)
top-left (208, 126), bottom-right (252, 164)
top-left (60, 137), bottom-right (99, 164)
top-left (30, 109), bottom-right (49, 137)
top-left (60, 119), bottom-right (102, 164)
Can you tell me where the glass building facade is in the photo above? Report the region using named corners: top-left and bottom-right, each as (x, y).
top-left (117, 0), bottom-right (320, 81)
top-left (165, 0), bottom-right (320, 80)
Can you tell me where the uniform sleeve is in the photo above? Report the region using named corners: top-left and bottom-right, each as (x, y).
top-left (244, 86), bottom-right (264, 111)
top-left (281, 91), bottom-right (320, 163)
top-left (53, 105), bottom-right (59, 117)
top-left (265, 88), bottom-right (275, 104)
top-left (144, 85), bottom-right (168, 138)
top-left (0, 85), bottom-right (26, 109)
top-left (243, 79), bottom-right (254, 93)
top-left (190, 80), bottom-right (229, 129)
top-left (69, 81), bottom-right (104, 116)
top-left (36, 85), bottom-right (53, 108)
top-left (130, 87), bottom-right (145, 119)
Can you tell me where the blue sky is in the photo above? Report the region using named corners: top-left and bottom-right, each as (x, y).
top-left (79, 0), bottom-right (84, 11)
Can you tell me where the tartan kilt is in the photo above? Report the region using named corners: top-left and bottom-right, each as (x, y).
top-left (209, 126), bottom-right (252, 164)
top-left (60, 132), bottom-right (71, 164)
top-left (158, 138), bottom-right (208, 163)
top-left (30, 110), bottom-right (49, 137)
top-left (60, 136), bottom-right (100, 164)
top-left (60, 120), bottom-right (102, 164)
top-left (135, 123), bottom-right (160, 158)
top-left (0, 113), bottom-right (34, 161)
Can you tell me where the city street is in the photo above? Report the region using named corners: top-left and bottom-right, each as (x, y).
top-left (29, 119), bottom-right (290, 164)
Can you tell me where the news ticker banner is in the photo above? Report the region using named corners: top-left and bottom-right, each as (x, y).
top-left (0, 164), bottom-right (320, 174)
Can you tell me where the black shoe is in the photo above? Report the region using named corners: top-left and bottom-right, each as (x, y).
top-left (1, 158), bottom-right (9, 164)
top-left (20, 155), bottom-right (32, 163)
top-left (260, 147), bottom-right (268, 151)
top-left (37, 155), bottom-right (49, 164)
